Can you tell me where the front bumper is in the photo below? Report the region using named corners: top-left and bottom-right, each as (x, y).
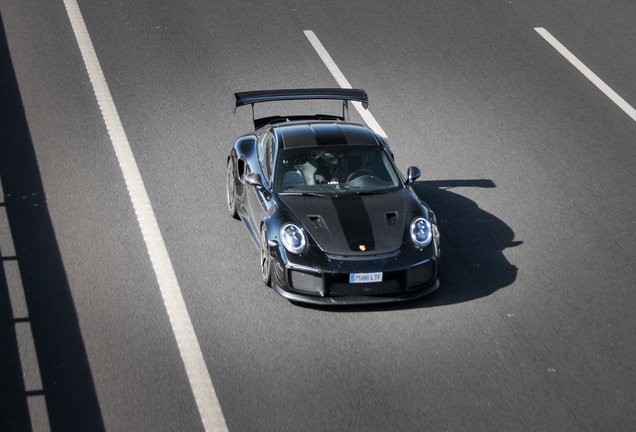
top-left (275, 279), bottom-right (439, 305)
top-left (271, 242), bottom-right (440, 305)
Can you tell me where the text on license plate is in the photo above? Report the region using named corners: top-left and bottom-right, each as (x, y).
top-left (349, 272), bottom-right (383, 283)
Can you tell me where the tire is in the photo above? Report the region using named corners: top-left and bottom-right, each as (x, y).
top-left (226, 158), bottom-right (239, 219)
top-left (260, 226), bottom-right (272, 287)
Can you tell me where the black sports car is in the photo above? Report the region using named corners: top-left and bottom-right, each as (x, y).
top-left (227, 88), bottom-right (439, 305)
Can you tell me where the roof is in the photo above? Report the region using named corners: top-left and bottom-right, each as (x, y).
top-left (274, 122), bottom-right (380, 149)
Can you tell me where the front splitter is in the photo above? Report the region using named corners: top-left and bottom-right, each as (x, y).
top-left (274, 279), bottom-right (439, 306)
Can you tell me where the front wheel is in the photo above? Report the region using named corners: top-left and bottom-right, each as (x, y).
top-left (226, 158), bottom-right (239, 219)
top-left (260, 226), bottom-right (271, 287)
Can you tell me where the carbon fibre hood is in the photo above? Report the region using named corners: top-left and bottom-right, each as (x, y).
top-left (279, 190), bottom-right (411, 255)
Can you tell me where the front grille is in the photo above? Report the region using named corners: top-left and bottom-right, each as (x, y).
top-left (289, 270), bottom-right (323, 295)
top-left (329, 279), bottom-right (401, 297)
top-left (288, 258), bottom-right (437, 299)
top-left (406, 260), bottom-right (435, 290)
top-left (325, 250), bottom-right (400, 261)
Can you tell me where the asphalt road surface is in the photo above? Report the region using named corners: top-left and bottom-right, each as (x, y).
top-left (1, 0), bottom-right (635, 431)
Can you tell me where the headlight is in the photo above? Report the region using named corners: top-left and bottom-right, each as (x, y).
top-left (410, 217), bottom-right (432, 248)
top-left (280, 223), bottom-right (307, 254)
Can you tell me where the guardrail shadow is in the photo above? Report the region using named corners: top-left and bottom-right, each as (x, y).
top-left (0, 11), bottom-right (105, 432)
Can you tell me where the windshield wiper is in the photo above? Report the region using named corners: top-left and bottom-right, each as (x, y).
top-left (334, 189), bottom-right (392, 197)
top-left (279, 191), bottom-right (330, 197)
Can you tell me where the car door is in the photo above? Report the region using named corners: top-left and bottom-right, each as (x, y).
top-left (246, 131), bottom-right (276, 237)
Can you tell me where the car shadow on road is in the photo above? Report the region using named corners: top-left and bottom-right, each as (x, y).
top-left (408, 179), bottom-right (520, 308)
top-left (299, 179), bottom-right (520, 312)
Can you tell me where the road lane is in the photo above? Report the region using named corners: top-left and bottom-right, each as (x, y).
top-left (68, 4), bottom-right (630, 430)
top-left (509, 0), bottom-right (636, 111)
top-left (1, 0), bottom-right (205, 430)
top-left (304, 30), bottom-right (388, 137)
top-left (2, 0), bottom-right (636, 430)
top-left (535, 27), bottom-right (636, 122)
top-left (62, 0), bottom-right (227, 429)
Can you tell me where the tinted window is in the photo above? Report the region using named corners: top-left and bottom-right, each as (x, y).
top-left (274, 145), bottom-right (401, 196)
top-left (259, 133), bottom-right (275, 186)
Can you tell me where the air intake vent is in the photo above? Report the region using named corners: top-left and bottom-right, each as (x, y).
top-left (384, 211), bottom-right (398, 226)
top-left (307, 215), bottom-right (325, 229)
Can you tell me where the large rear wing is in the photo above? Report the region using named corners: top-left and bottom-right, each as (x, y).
top-left (234, 88), bottom-right (369, 129)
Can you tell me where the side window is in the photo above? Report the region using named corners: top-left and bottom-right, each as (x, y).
top-left (259, 133), bottom-right (275, 186)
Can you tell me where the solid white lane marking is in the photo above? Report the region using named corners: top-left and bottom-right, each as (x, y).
top-left (61, 1), bottom-right (228, 431)
top-left (304, 30), bottom-right (388, 138)
top-left (535, 27), bottom-right (636, 123)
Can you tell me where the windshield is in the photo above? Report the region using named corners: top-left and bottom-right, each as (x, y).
top-left (273, 145), bottom-right (402, 196)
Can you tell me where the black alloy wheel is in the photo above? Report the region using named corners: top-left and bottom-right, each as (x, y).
top-left (260, 226), bottom-right (271, 286)
top-left (226, 158), bottom-right (238, 219)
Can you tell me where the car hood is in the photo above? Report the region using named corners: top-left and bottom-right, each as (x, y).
top-left (279, 190), bottom-right (412, 255)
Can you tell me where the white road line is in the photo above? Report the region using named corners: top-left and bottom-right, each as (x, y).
top-left (535, 27), bottom-right (636, 123)
top-left (61, 1), bottom-right (228, 431)
top-left (304, 30), bottom-right (388, 138)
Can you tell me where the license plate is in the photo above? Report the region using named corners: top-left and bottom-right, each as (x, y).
top-left (349, 272), bottom-right (383, 283)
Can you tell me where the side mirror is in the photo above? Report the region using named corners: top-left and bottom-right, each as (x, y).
top-left (405, 166), bottom-right (421, 185)
top-left (245, 172), bottom-right (264, 189)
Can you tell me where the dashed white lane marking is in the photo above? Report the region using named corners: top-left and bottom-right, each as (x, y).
top-left (61, 1), bottom-right (228, 431)
top-left (535, 27), bottom-right (636, 123)
top-left (304, 30), bottom-right (388, 138)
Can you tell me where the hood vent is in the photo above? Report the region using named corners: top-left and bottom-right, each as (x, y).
top-left (385, 211), bottom-right (398, 226)
top-left (307, 215), bottom-right (325, 230)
